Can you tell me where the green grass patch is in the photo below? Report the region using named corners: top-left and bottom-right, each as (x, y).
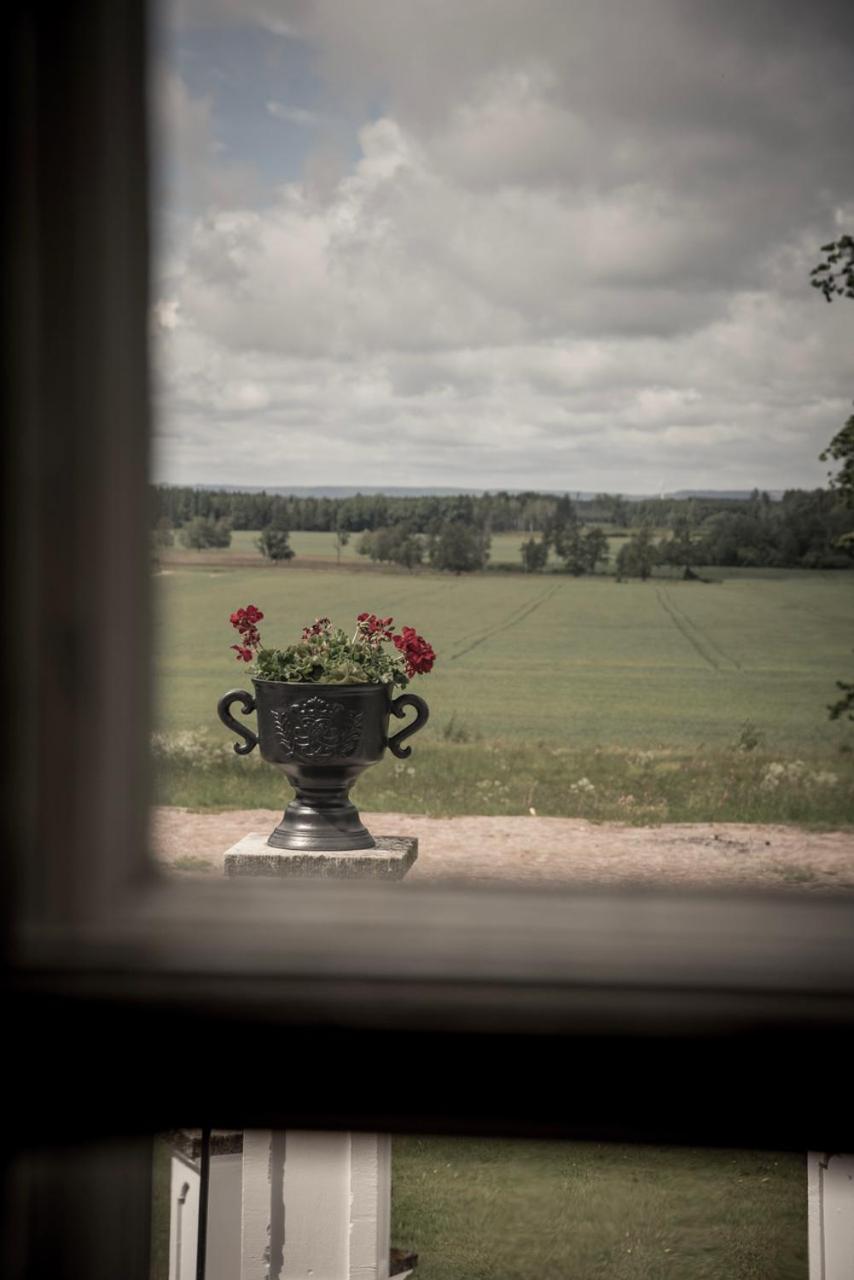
top-left (392, 1137), bottom-right (806, 1280)
top-left (164, 529), bottom-right (571, 566)
top-left (150, 1137), bottom-right (172, 1280)
top-left (151, 732), bottom-right (854, 826)
top-left (153, 566), bottom-right (854, 755)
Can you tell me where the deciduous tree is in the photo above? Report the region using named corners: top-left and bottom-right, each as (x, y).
top-left (615, 524), bottom-right (658, 580)
top-left (430, 521), bottom-right (489, 574)
top-left (520, 537), bottom-right (548, 572)
top-left (179, 515), bottom-right (232, 550)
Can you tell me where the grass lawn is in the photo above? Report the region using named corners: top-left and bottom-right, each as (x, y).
top-left (153, 564), bottom-right (854, 753)
top-left (392, 1138), bottom-right (806, 1280)
top-left (151, 562), bottom-right (854, 821)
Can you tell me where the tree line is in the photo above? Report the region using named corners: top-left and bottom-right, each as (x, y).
top-left (152, 485), bottom-right (639, 534)
top-left (158, 484), bottom-right (785, 536)
top-left (152, 483), bottom-right (853, 576)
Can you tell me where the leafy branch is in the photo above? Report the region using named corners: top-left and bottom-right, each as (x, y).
top-left (810, 234), bottom-right (854, 302)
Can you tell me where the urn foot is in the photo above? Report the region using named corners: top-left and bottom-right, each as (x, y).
top-left (267, 788), bottom-right (376, 851)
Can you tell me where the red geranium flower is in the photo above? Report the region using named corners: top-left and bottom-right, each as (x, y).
top-left (356, 612), bottom-right (395, 642)
top-left (393, 625), bottom-right (435, 677)
top-left (228, 604), bottom-right (264, 660)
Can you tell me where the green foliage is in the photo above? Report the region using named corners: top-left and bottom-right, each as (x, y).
top-left (359, 525), bottom-right (423, 569)
top-left (179, 515), bottom-right (232, 550)
top-left (660, 509), bottom-right (701, 571)
top-left (543, 495), bottom-right (577, 547)
top-left (810, 236), bottom-right (854, 724)
top-left (153, 485), bottom-right (854, 571)
top-left (334, 524), bottom-right (350, 563)
top-left (596, 492), bottom-right (630, 527)
top-left (520, 536), bottom-right (548, 573)
top-left (256, 527), bottom-right (295, 562)
top-left (735, 721), bottom-right (765, 752)
top-left (616, 524), bottom-right (659, 579)
top-left (553, 523), bottom-right (587, 575)
top-left (829, 658), bottom-right (854, 722)
top-left (429, 520), bottom-right (490, 573)
top-left (820, 411), bottom-right (854, 506)
top-left (811, 234), bottom-right (854, 302)
top-left (542, 500), bottom-right (609, 575)
top-left (695, 489), bottom-right (854, 568)
top-left (254, 621), bottom-right (410, 688)
top-left (583, 527), bottom-right (609, 573)
top-left (810, 234), bottom-right (853, 508)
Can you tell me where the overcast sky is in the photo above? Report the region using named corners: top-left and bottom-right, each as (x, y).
top-left (151, 0), bottom-right (854, 493)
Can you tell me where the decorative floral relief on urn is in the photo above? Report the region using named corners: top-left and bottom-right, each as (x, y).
top-left (271, 696), bottom-right (365, 760)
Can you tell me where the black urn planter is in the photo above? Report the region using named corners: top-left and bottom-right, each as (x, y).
top-left (217, 680), bottom-right (429, 851)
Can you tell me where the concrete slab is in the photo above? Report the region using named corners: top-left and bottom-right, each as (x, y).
top-left (224, 832), bottom-right (418, 881)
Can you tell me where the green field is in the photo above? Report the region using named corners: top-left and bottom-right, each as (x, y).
top-left (155, 564), bottom-right (854, 750)
top-left (152, 561), bottom-right (854, 823)
top-left (163, 528), bottom-right (628, 567)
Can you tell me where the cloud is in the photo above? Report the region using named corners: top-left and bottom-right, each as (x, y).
top-left (151, 0), bottom-right (854, 491)
top-left (266, 101), bottom-right (320, 127)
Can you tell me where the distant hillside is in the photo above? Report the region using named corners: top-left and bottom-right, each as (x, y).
top-left (190, 484), bottom-right (482, 498)
top-left (186, 483), bottom-right (783, 501)
top-left (668, 489), bottom-right (783, 501)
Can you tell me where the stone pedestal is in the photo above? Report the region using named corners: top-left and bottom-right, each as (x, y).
top-left (224, 832), bottom-right (417, 880)
top-left (223, 832), bottom-right (417, 1280)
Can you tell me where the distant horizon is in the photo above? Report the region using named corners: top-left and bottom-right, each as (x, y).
top-left (155, 479), bottom-right (791, 501)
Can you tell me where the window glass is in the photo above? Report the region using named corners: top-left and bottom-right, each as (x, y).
top-left (149, 0), bottom-right (854, 898)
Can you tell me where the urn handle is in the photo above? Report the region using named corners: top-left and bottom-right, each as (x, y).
top-left (217, 689), bottom-right (259, 755)
top-left (387, 693), bottom-right (429, 759)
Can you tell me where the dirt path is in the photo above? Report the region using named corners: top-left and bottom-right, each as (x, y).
top-left (152, 807), bottom-right (854, 893)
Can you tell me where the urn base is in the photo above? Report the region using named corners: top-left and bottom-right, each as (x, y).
top-left (267, 790), bottom-right (376, 851)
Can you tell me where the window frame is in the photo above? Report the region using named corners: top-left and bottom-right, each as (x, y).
top-left (4, 3), bottom-right (854, 1276)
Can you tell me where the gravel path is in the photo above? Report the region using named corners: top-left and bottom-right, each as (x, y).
top-left (152, 807), bottom-right (854, 893)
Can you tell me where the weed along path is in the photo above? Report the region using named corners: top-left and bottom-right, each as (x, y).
top-left (153, 807), bottom-right (854, 892)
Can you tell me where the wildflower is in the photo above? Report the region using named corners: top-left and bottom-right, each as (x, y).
top-left (570, 777), bottom-right (595, 794)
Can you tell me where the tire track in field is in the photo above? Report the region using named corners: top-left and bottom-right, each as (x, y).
top-left (449, 582), bottom-right (564, 661)
top-left (660, 587), bottom-right (742, 671)
top-left (448, 586), bottom-right (557, 650)
top-left (655, 587), bottom-right (723, 671)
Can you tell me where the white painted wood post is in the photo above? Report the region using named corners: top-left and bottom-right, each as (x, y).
top-left (240, 1131), bottom-right (394, 1280)
top-left (168, 1148), bottom-right (242, 1280)
top-left (808, 1152), bottom-right (854, 1280)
